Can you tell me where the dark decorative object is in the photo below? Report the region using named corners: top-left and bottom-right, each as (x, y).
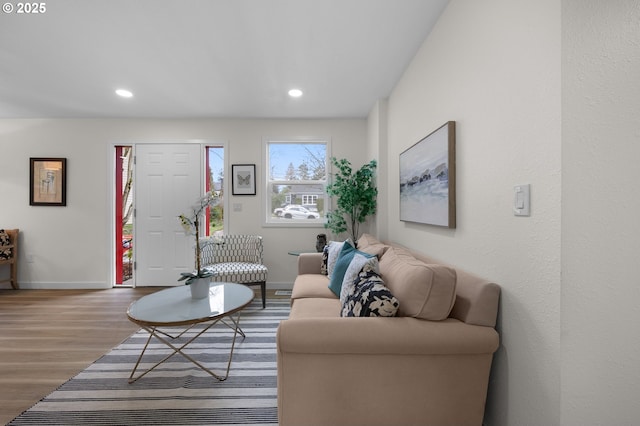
top-left (316, 233), bottom-right (327, 252)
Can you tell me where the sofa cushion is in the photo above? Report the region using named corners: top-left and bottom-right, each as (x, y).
top-left (379, 247), bottom-right (457, 320)
top-left (356, 233), bottom-right (389, 259)
top-left (339, 254), bottom-right (378, 304)
top-left (356, 233), bottom-right (382, 248)
top-left (341, 268), bottom-right (399, 317)
top-left (206, 262), bottom-right (268, 283)
top-left (290, 297), bottom-right (342, 319)
top-left (291, 274), bottom-right (335, 300)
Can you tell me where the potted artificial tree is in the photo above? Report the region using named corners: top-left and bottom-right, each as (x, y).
top-left (325, 157), bottom-right (377, 245)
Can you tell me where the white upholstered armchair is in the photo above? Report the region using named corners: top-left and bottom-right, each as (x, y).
top-left (199, 235), bottom-right (268, 308)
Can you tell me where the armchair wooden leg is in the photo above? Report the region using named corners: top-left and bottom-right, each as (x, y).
top-left (260, 281), bottom-right (266, 308)
top-left (11, 264), bottom-right (18, 289)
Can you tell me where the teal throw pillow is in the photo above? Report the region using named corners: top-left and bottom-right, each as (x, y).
top-left (328, 244), bottom-right (375, 297)
top-left (326, 240), bottom-right (351, 278)
top-left (328, 243), bottom-right (356, 296)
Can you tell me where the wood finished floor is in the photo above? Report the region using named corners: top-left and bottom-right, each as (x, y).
top-left (0, 286), bottom-right (283, 425)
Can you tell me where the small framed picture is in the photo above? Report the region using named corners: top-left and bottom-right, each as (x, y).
top-left (30, 157), bottom-right (67, 206)
top-left (232, 164), bottom-right (256, 195)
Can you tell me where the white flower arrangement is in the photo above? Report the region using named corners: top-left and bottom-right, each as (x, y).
top-left (177, 191), bottom-right (220, 285)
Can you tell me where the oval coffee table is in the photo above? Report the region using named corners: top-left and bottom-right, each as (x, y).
top-left (126, 282), bottom-right (254, 383)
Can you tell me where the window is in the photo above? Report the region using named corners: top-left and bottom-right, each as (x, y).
top-left (265, 139), bottom-right (329, 225)
top-left (206, 146), bottom-right (225, 236)
top-left (302, 195), bottom-right (318, 205)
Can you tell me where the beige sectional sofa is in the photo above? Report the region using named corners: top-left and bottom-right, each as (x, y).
top-left (277, 234), bottom-right (501, 426)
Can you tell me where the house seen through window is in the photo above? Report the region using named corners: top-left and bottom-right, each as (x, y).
top-left (265, 140), bottom-right (328, 225)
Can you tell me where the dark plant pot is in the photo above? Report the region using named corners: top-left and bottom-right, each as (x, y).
top-left (316, 234), bottom-right (327, 252)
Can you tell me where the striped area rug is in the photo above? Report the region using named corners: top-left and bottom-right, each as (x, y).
top-left (9, 299), bottom-right (290, 425)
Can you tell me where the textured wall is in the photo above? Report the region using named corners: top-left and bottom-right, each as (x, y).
top-left (384, 1), bottom-right (561, 424)
top-left (562, 0), bottom-right (640, 423)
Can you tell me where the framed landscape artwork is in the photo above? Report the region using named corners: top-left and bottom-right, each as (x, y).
top-left (232, 164), bottom-right (256, 195)
top-left (29, 157), bottom-right (67, 206)
top-left (399, 121), bottom-right (456, 228)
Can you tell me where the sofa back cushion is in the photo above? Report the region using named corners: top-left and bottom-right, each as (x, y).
top-left (408, 247), bottom-right (501, 328)
top-left (356, 233), bottom-right (389, 259)
top-left (378, 247), bottom-right (457, 321)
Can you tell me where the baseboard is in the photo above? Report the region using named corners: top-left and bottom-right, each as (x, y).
top-left (266, 281), bottom-right (294, 290)
top-left (10, 281), bottom-right (109, 290)
top-left (7, 281), bottom-right (294, 291)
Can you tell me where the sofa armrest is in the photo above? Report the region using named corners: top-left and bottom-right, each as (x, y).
top-left (297, 253), bottom-right (323, 275)
top-left (277, 317), bottom-right (498, 355)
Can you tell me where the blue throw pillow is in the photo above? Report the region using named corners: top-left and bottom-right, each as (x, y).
top-left (328, 243), bottom-right (375, 297)
top-left (326, 240), bottom-right (351, 278)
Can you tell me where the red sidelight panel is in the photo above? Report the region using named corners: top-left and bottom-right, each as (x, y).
top-left (115, 146), bottom-right (124, 285)
top-left (205, 147), bottom-right (211, 235)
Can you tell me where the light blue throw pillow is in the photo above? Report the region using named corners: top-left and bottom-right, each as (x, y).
top-left (340, 254), bottom-right (379, 304)
top-left (326, 240), bottom-right (351, 278)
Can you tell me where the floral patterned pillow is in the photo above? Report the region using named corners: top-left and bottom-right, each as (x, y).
top-left (341, 266), bottom-right (399, 317)
top-left (0, 229), bottom-right (12, 260)
top-left (0, 229), bottom-right (11, 260)
top-left (320, 244), bottom-right (329, 275)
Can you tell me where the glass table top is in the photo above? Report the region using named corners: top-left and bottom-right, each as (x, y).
top-left (127, 282), bottom-right (254, 327)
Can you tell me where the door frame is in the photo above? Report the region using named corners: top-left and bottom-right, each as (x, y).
top-left (108, 140), bottom-right (228, 288)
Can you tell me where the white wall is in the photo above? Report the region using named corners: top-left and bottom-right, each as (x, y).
top-left (366, 99), bottom-right (388, 239)
top-left (0, 118), bottom-right (366, 288)
top-left (562, 1), bottom-right (640, 424)
top-left (383, 1), bottom-right (561, 425)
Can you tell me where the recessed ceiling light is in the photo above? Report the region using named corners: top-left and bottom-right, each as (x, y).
top-left (115, 89), bottom-right (133, 98)
top-left (288, 89), bottom-right (303, 98)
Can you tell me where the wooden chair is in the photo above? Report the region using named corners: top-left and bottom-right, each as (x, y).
top-left (0, 229), bottom-right (19, 289)
top-left (199, 235), bottom-right (268, 308)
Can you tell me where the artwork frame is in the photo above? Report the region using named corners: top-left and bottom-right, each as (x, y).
top-left (232, 164), bottom-right (256, 195)
top-left (29, 157), bottom-right (67, 206)
top-left (399, 121), bottom-right (456, 228)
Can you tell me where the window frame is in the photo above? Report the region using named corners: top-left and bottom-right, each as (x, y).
top-left (262, 137), bottom-right (331, 227)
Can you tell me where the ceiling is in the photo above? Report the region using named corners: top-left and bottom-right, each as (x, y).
top-left (0, 0), bottom-right (448, 119)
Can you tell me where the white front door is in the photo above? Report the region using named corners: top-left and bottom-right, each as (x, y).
top-left (135, 144), bottom-right (202, 286)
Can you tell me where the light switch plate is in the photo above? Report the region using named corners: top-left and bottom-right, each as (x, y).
top-left (514, 184), bottom-right (530, 216)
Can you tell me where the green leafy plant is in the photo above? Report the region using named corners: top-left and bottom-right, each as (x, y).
top-left (325, 158), bottom-right (377, 244)
top-left (177, 191), bottom-right (220, 285)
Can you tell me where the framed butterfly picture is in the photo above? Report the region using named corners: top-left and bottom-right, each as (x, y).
top-left (232, 164), bottom-right (256, 195)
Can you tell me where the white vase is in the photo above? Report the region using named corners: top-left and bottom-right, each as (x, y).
top-left (190, 278), bottom-right (211, 300)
